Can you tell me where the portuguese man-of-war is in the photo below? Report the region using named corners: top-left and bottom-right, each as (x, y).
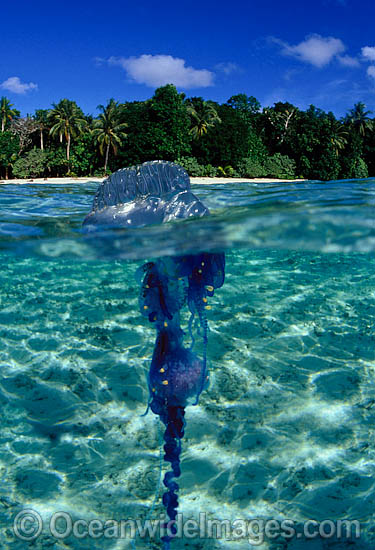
top-left (84, 161), bottom-right (225, 549)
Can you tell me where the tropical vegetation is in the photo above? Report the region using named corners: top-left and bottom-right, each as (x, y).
top-left (0, 85), bottom-right (374, 181)
top-left (91, 99), bottom-right (128, 173)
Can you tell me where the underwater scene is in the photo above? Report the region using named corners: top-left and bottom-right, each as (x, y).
top-left (0, 175), bottom-right (374, 550)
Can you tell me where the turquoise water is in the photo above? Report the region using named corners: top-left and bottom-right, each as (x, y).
top-left (0, 179), bottom-right (374, 550)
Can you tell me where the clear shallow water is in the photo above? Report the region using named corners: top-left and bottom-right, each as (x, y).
top-left (1, 179), bottom-right (374, 259)
top-left (0, 180), bottom-right (374, 550)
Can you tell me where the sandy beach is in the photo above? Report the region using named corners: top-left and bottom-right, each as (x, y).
top-left (0, 176), bottom-right (305, 185)
top-left (192, 176), bottom-right (305, 184)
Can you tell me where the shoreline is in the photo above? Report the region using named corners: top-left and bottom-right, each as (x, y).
top-left (0, 176), bottom-right (306, 185)
top-left (192, 176), bottom-right (305, 184)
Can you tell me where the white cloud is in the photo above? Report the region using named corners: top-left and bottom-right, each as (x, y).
top-left (362, 46), bottom-right (375, 62)
top-left (108, 54), bottom-right (214, 88)
top-left (275, 34), bottom-right (345, 68)
top-left (0, 76), bottom-right (38, 94)
top-left (338, 55), bottom-right (360, 67)
top-left (360, 47), bottom-right (375, 80)
top-left (93, 56), bottom-right (105, 66)
top-left (215, 62), bottom-right (241, 75)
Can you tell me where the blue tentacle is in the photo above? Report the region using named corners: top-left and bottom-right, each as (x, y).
top-left (160, 405), bottom-right (185, 548)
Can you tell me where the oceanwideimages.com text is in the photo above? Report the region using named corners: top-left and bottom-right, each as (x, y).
top-left (12, 509), bottom-right (361, 545)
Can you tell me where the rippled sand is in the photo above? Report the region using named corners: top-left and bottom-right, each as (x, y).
top-left (0, 249), bottom-right (374, 549)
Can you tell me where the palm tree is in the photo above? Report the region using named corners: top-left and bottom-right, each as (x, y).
top-left (186, 98), bottom-right (221, 140)
top-left (328, 119), bottom-right (349, 156)
top-left (91, 99), bottom-right (128, 172)
top-left (48, 99), bottom-right (87, 162)
top-left (0, 96), bottom-right (19, 132)
top-left (34, 109), bottom-right (50, 150)
top-left (346, 102), bottom-right (373, 136)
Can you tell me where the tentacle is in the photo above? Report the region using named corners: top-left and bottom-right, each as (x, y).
top-left (189, 287), bottom-right (209, 404)
top-left (160, 405), bottom-right (185, 549)
top-left (187, 311), bottom-right (195, 349)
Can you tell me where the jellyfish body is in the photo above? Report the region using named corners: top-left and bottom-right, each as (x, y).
top-left (149, 331), bottom-right (204, 408)
top-left (84, 161), bottom-right (225, 550)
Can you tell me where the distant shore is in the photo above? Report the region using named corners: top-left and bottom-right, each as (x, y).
top-left (0, 176), bottom-right (306, 185)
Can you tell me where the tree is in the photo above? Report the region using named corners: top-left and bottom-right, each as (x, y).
top-left (48, 99), bottom-right (87, 163)
top-left (10, 117), bottom-right (38, 155)
top-left (227, 94), bottom-right (261, 115)
top-left (114, 100), bottom-right (149, 167)
top-left (277, 106), bottom-right (341, 180)
top-left (263, 103), bottom-right (297, 146)
top-left (340, 129), bottom-right (366, 179)
top-left (329, 119), bottom-right (348, 156)
top-left (92, 99), bottom-right (128, 172)
top-left (0, 131), bottom-right (20, 178)
top-left (346, 102), bottom-right (373, 136)
top-left (149, 85), bottom-right (191, 159)
top-left (12, 148), bottom-right (48, 178)
top-left (69, 133), bottom-right (98, 176)
top-left (0, 96), bottom-right (19, 132)
top-left (34, 109), bottom-right (50, 150)
top-left (186, 97), bottom-right (221, 140)
top-left (305, 115), bottom-right (341, 180)
top-left (204, 103), bottom-right (266, 167)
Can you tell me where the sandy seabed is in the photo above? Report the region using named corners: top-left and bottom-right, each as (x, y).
top-left (0, 249), bottom-right (373, 550)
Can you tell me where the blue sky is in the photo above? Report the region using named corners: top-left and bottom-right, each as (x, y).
top-left (2, 0), bottom-right (375, 117)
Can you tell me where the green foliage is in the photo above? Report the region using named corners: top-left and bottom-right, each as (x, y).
top-left (227, 94), bottom-right (261, 115)
top-left (186, 97), bottom-right (221, 140)
top-left (247, 131), bottom-right (268, 164)
top-left (114, 101), bottom-right (149, 167)
top-left (48, 99), bottom-right (87, 162)
top-left (237, 158), bottom-right (266, 178)
top-left (342, 156), bottom-right (369, 179)
top-left (0, 96), bottom-right (20, 132)
top-left (261, 102), bottom-right (298, 154)
top-left (273, 107), bottom-right (343, 180)
top-left (70, 133), bottom-right (97, 176)
top-left (264, 153), bottom-right (296, 179)
top-left (237, 154), bottom-right (296, 179)
top-left (12, 148), bottom-right (48, 178)
top-left (0, 131), bottom-right (20, 178)
top-left (149, 85), bottom-right (191, 160)
top-left (45, 148), bottom-right (68, 177)
top-left (92, 99), bottom-right (128, 171)
top-left (33, 109), bottom-right (51, 150)
top-left (203, 104), bottom-right (263, 167)
top-left (217, 166), bottom-right (237, 177)
top-left (176, 157), bottom-right (205, 177)
top-left (310, 148), bottom-right (340, 181)
top-left (176, 157), bottom-right (221, 177)
top-left (202, 164), bottom-right (217, 177)
top-left (345, 102), bottom-right (373, 136)
top-left (92, 168), bottom-right (111, 177)
top-left (1, 92), bottom-right (375, 181)
top-left (116, 85), bottom-right (191, 168)
top-left (340, 131), bottom-right (365, 180)
top-left (352, 158), bottom-right (368, 179)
